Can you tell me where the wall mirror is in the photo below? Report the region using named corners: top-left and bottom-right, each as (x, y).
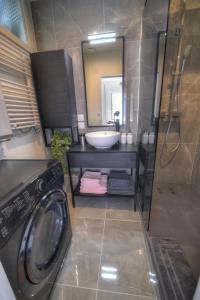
top-left (82, 37), bottom-right (124, 127)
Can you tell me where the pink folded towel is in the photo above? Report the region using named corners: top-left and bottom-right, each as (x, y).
top-left (82, 171), bottom-right (101, 179)
top-left (80, 171), bottom-right (108, 194)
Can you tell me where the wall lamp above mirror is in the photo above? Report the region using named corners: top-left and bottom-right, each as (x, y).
top-left (82, 35), bottom-right (125, 127)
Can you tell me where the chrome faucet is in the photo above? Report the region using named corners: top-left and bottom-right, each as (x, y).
top-left (107, 111), bottom-right (120, 132)
top-left (107, 119), bottom-right (120, 132)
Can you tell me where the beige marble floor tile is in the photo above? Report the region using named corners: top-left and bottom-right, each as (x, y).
top-left (97, 290), bottom-right (155, 300)
top-left (102, 220), bottom-right (145, 255)
top-left (106, 209), bottom-right (141, 221)
top-left (98, 252), bottom-right (154, 296)
top-left (70, 207), bottom-right (106, 219)
top-left (69, 195), bottom-right (106, 219)
top-left (56, 251), bottom-right (100, 288)
top-left (106, 197), bottom-right (134, 210)
top-left (70, 218), bottom-right (104, 254)
top-left (50, 284), bottom-right (96, 300)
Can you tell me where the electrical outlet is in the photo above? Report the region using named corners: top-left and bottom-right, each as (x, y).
top-left (78, 122), bottom-right (85, 129)
top-left (77, 114), bottom-right (84, 122)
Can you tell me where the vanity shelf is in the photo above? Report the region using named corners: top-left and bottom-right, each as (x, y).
top-left (67, 143), bottom-right (139, 209)
top-left (73, 181), bottom-right (135, 198)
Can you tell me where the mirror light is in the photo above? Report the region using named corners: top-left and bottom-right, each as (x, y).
top-left (88, 32), bottom-right (116, 40)
top-left (101, 273), bottom-right (117, 280)
top-left (90, 38), bottom-right (116, 45)
top-left (102, 266), bottom-right (117, 272)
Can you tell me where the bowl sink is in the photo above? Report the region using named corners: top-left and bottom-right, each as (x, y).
top-left (85, 131), bottom-right (120, 149)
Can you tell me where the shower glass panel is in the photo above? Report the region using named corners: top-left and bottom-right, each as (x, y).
top-left (149, 0), bottom-right (200, 297)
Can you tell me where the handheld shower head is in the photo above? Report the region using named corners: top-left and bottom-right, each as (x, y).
top-left (183, 45), bottom-right (192, 59)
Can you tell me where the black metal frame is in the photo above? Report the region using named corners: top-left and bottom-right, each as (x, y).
top-left (81, 36), bottom-right (125, 128)
top-left (151, 31), bottom-right (167, 126)
top-left (67, 145), bottom-right (139, 211)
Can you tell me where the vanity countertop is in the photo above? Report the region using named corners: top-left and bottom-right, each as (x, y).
top-left (68, 143), bottom-right (138, 153)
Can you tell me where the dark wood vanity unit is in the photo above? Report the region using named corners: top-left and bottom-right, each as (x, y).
top-left (139, 143), bottom-right (156, 230)
top-left (31, 50), bottom-right (78, 143)
top-left (67, 144), bottom-right (139, 209)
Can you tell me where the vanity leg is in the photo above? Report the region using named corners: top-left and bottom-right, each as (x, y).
top-left (134, 154), bottom-right (139, 211)
top-left (67, 153), bottom-right (76, 208)
top-left (134, 195), bottom-right (137, 212)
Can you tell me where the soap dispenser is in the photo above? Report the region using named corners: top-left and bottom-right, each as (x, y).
top-left (148, 132), bottom-right (155, 144)
top-left (142, 131), bottom-right (148, 144)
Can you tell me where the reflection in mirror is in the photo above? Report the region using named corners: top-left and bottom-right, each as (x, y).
top-left (82, 37), bottom-right (124, 127)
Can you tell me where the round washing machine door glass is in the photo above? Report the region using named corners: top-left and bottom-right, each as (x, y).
top-left (23, 189), bottom-right (68, 284)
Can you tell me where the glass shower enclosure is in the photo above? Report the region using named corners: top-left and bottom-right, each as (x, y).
top-left (148, 0), bottom-right (200, 298)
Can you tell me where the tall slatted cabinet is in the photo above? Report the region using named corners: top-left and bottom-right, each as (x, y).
top-left (31, 50), bottom-right (78, 145)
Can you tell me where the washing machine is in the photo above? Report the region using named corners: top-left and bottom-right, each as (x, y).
top-left (0, 159), bottom-right (72, 300)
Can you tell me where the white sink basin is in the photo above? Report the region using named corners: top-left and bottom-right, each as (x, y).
top-left (85, 131), bottom-right (120, 149)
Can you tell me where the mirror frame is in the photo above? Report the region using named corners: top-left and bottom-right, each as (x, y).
top-left (81, 36), bottom-right (125, 128)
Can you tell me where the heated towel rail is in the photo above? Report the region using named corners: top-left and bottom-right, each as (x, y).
top-left (0, 28), bottom-right (40, 130)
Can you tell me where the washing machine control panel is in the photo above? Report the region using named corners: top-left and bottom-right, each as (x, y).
top-left (0, 162), bottom-right (63, 248)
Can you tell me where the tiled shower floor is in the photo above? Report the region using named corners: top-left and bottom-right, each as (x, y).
top-left (50, 196), bottom-right (157, 300)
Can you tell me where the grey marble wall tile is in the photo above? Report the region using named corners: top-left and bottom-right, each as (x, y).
top-left (139, 97), bottom-right (154, 117)
top-left (54, 0), bottom-right (104, 38)
top-left (140, 75), bottom-right (155, 100)
top-left (66, 47), bottom-right (86, 113)
top-left (31, 0), bottom-right (144, 132)
top-left (186, 0), bottom-right (200, 11)
top-left (126, 76), bottom-right (140, 132)
top-left (129, 109), bottom-right (139, 136)
top-left (56, 37), bottom-right (82, 50)
top-left (142, 0), bottom-right (168, 39)
top-left (138, 110), bottom-right (153, 133)
top-left (124, 14), bottom-right (142, 42)
top-left (192, 137), bottom-right (200, 190)
top-left (104, 0), bottom-right (144, 34)
top-left (31, 0), bottom-right (57, 51)
top-left (182, 44), bottom-right (200, 75)
top-left (184, 8), bottom-right (200, 37)
top-left (124, 39), bottom-right (140, 133)
top-left (140, 38), bottom-right (157, 76)
top-left (154, 142), bottom-right (196, 184)
top-left (142, 17), bottom-right (158, 40)
top-left (125, 41), bottom-right (140, 77)
top-left (53, 0), bottom-right (82, 42)
top-left (31, 0), bottom-right (166, 135)
top-left (180, 94), bottom-right (200, 143)
top-left (125, 77), bottom-right (140, 104)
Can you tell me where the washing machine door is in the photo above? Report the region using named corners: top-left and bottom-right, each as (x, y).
top-left (22, 189), bottom-right (68, 284)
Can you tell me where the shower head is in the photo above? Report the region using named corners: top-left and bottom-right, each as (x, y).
top-left (183, 45), bottom-right (192, 59)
